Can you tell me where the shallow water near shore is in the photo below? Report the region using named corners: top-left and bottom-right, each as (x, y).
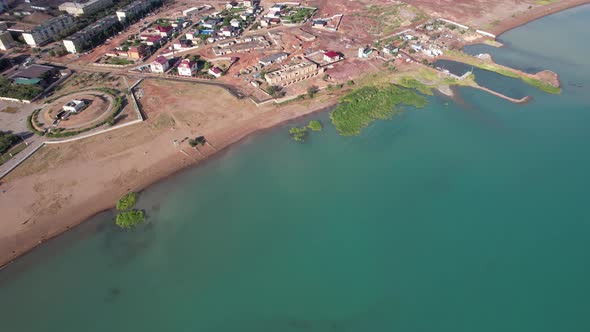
top-left (2, 5), bottom-right (590, 332)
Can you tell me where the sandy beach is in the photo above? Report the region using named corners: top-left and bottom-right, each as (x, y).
top-left (2, 0), bottom-right (590, 268)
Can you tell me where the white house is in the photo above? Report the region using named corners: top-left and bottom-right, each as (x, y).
top-left (150, 56), bottom-right (169, 73)
top-left (383, 45), bottom-right (399, 55)
top-left (230, 19), bottom-right (241, 28)
top-left (63, 100), bottom-right (86, 113)
top-left (208, 66), bottom-right (223, 78)
top-left (177, 59), bottom-right (198, 76)
top-left (358, 47), bottom-right (372, 58)
top-left (259, 52), bottom-right (288, 66)
top-left (220, 26), bottom-right (235, 37)
top-left (323, 51), bottom-right (342, 63)
top-left (225, 1), bottom-right (238, 10)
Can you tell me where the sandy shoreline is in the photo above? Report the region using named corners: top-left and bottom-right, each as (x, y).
top-left (1, 1), bottom-right (589, 269)
top-left (0, 80), bottom-right (339, 268)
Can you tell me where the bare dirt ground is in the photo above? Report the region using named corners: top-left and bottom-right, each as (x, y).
top-left (40, 93), bottom-right (112, 130)
top-left (0, 78), bottom-right (340, 267)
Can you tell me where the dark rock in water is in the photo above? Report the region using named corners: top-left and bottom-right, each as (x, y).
top-left (104, 287), bottom-right (121, 302)
top-left (151, 203), bottom-right (161, 212)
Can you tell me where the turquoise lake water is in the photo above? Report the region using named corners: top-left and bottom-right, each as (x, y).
top-left (1, 5), bottom-right (590, 331)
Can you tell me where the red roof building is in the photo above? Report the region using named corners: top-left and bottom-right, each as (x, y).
top-left (323, 51), bottom-right (342, 62)
top-left (208, 66), bottom-right (223, 78)
top-left (177, 59), bottom-right (197, 76)
top-left (156, 25), bottom-right (173, 37)
top-left (150, 56), bottom-right (170, 73)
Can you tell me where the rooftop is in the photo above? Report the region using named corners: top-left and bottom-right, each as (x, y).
top-left (153, 56), bottom-right (168, 65)
top-left (324, 51), bottom-right (340, 58)
top-left (12, 64), bottom-right (55, 79)
top-left (27, 15), bottom-right (73, 33)
top-left (259, 52), bottom-right (288, 63)
top-left (178, 59), bottom-right (194, 68)
top-left (65, 15), bottom-right (118, 41)
top-left (156, 25), bottom-right (173, 32)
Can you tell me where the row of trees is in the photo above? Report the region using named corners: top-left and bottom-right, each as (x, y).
top-left (0, 76), bottom-right (43, 101)
top-left (0, 131), bottom-right (19, 154)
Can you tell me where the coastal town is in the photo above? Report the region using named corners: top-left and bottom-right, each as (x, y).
top-left (0, 0), bottom-right (585, 266)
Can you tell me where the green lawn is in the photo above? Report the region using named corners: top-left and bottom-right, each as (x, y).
top-left (106, 57), bottom-right (135, 65)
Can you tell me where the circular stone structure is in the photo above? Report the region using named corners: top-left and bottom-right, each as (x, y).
top-left (37, 91), bottom-right (115, 132)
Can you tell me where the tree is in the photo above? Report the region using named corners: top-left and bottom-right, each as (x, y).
top-left (0, 131), bottom-right (18, 154)
top-left (267, 85), bottom-right (285, 98)
top-left (307, 85), bottom-right (319, 98)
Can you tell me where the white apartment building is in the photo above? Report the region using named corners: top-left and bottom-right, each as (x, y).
top-left (63, 15), bottom-right (118, 53)
top-left (0, 30), bottom-right (14, 50)
top-left (59, 0), bottom-right (113, 16)
top-left (22, 15), bottom-right (75, 47)
top-left (116, 0), bottom-right (159, 22)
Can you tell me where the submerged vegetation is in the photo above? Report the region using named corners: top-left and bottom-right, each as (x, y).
top-left (307, 120), bottom-right (323, 131)
top-left (330, 84), bottom-right (427, 136)
top-left (289, 120), bottom-right (323, 141)
top-left (289, 127), bottom-right (308, 142)
top-left (115, 192), bottom-right (145, 229)
top-left (116, 210), bottom-right (146, 229)
top-left (116, 192), bottom-right (138, 211)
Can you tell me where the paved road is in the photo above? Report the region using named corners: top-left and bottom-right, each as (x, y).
top-left (48, 62), bottom-right (246, 99)
top-left (0, 136), bottom-right (44, 180)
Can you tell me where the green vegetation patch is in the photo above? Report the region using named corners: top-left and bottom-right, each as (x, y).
top-left (521, 76), bottom-right (561, 94)
top-left (116, 210), bottom-right (145, 229)
top-left (398, 77), bottom-right (434, 95)
top-left (106, 57), bottom-right (134, 65)
top-left (283, 7), bottom-right (316, 23)
top-left (0, 76), bottom-right (43, 101)
top-left (330, 84), bottom-right (428, 136)
top-left (0, 131), bottom-right (18, 154)
top-left (289, 127), bottom-right (308, 142)
top-left (116, 192), bottom-right (139, 210)
top-left (307, 120), bottom-right (323, 132)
